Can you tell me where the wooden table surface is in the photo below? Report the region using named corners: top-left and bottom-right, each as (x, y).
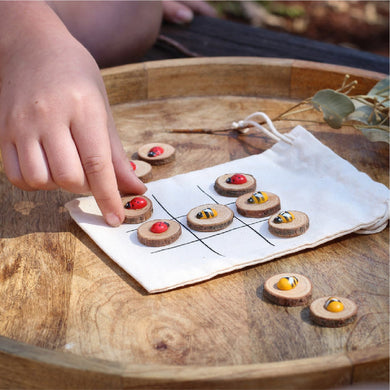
top-left (0, 57), bottom-right (388, 389)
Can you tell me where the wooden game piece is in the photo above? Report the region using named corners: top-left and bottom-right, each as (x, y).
top-left (310, 297), bottom-right (358, 327)
top-left (130, 159), bottom-right (152, 182)
top-left (137, 219), bottom-right (182, 247)
top-left (137, 143), bottom-right (175, 165)
top-left (236, 191), bottom-right (281, 218)
top-left (263, 273), bottom-right (312, 306)
top-left (268, 210), bottom-right (309, 238)
top-left (214, 173), bottom-right (256, 197)
top-left (122, 195), bottom-right (153, 224)
top-left (187, 204), bottom-right (234, 232)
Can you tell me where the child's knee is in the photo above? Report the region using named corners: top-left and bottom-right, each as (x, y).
top-left (49, 1), bottom-right (163, 67)
top-left (115, 1), bottom-right (163, 64)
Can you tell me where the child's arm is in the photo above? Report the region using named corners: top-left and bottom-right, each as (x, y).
top-left (0, 2), bottom-right (146, 226)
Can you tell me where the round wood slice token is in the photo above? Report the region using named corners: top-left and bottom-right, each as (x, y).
top-left (214, 173), bottom-right (256, 197)
top-left (130, 159), bottom-right (152, 182)
top-left (122, 195), bottom-right (153, 224)
top-left (236, 191), bottom-right (281, 218)
top-left (263, 273), bottom-right (312, 306)
top-left (268, 210), bottom-right (309, 238)
top-left (187, 204), bottom-right (233, 232)
top-left (310, 297), bottom-right (358, 327)
top-left (137, 143), bottom-right (175, 165)
top-left (137, 219), bottom-right (181, 247)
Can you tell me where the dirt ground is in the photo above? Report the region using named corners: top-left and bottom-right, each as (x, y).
top-left (212, 1), bottom-right (389, 57)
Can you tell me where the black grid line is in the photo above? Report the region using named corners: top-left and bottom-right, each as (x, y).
top-left (126, 184), bottom-right (275, 256)
top-left (150, 218), bottom-right (270, 254)
top-left (232, 214), bottom-right (275, 246)
top-left (196, 184), bottom-right (274, 245)
top-left (151, 194), bottom-right (224, 256)
top-left (197, 184), bottom-right (219, 203)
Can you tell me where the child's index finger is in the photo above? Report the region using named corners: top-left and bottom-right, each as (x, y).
top-left (81, 152), bottom-right (124, 227)
top-left (70, 103), bottom-right (125, 227)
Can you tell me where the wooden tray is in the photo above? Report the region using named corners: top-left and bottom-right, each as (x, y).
top-left (0, 58), bottom-right (388, 389)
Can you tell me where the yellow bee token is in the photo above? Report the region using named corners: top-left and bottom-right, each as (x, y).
top-left (310, 297), bottom-right (357, 327)
top-left (263, 273), bottom-right (312, 306)
top-left (236, 191), bottom-right (281, 218)
top-left (268, 210), bottom-right (309, 238)
top-left (187, 204), bottom-right (233, 232)
top-left (325, 297), bottom-right (344, 312)
top-left (277, 276), bottom-right (299, 290)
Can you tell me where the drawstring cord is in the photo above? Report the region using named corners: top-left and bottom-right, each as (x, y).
top-left (232, 112), bottom-right (294, 145)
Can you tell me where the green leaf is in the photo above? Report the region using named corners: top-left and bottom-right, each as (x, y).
top-left (348, 103), bottom-right (372, 124)
top-left (348, 102), bottom-right (388, 126)
top-left (311, 89), bottom-right (355, 128)
top-left (356, 125), bottom-right (390, 144)
top-left (368, 77), bottom-right (390, 106)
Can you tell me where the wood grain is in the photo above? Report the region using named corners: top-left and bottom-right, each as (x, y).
top-left (0, 58), bottom-right (388, 389)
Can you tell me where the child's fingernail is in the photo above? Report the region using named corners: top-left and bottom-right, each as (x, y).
top-left (106, 213), bottom-right (122, 227)
top-left (174, 8), bottom-right (193, 24)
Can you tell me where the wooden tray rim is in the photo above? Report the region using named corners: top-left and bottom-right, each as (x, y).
top-left (1, 57), bottom-right (387, 388)
top-left (1, 334), bottom-right (388, 388)
top-left (101, 56), bottom-right (385, 105)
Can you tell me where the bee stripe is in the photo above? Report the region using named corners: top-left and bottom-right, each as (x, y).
top-left (204, 208), bottom-right (214, 218)
top-left (281, 211), bottom-right (294, 222)
top-left (287, 276), bottom-right (298, 288)
top-left (274, 211), bottom-right (295, 223)
top-left (325, 298), bottom-right (341, 306)
top-left (248, 191), bottom-right (268, 204)
top-left (283, 276), bottom-right (298, 288)
top-left (196, 208), bottom-right (218, 219)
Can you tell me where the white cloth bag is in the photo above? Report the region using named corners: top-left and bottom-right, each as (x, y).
top-left (65, 113), bottom-right (389, 293)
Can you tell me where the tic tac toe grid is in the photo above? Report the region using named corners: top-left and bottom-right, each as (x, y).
top-left (66, 126), bottom-right (389, 293)
top-left (125, 184), bottom-right (275, 257)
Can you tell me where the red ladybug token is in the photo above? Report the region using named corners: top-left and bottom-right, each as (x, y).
top-left (215, 173), bottom-right (256, 197)
top-left (148, 146), bottom-right (164, 157)
top-left (138, 143), bottom-right (175, 165)
top-left (138, 219), bottom-right (181, 246)
top-left (150, 221), bottom-right (170, 234)
top-left (128, 159), bottom-right (152, 182)
top-left (124, 197), bottom-right (147, 210)
top-left (226, 174), bottom-right (247, 185)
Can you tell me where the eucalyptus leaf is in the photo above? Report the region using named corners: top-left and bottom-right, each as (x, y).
top-left (348, 103), bottom-right (388, 125)
top-left (368, 76), bottom-right (390, 106)
top-left (311, 89), bottom-right (355, 128)
top-left (356, 125), bottom-right (390, 144)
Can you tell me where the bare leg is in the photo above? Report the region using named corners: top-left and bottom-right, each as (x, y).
top-left (48, 1), bottom-right (163, 68)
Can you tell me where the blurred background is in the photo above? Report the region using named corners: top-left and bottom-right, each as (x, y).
top-left (209, 1), bottom-right (389, 57)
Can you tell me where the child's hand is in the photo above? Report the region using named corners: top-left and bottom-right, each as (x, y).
top-left (162, 1), bottom-right (217, 24)
top-left (0, 3), bottom-right (146, 226)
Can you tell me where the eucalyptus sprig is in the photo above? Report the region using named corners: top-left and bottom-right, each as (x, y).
top-left (170, 75), bottom-right (389, 143)
top-left (275, 75), bottom-right (389, 143)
